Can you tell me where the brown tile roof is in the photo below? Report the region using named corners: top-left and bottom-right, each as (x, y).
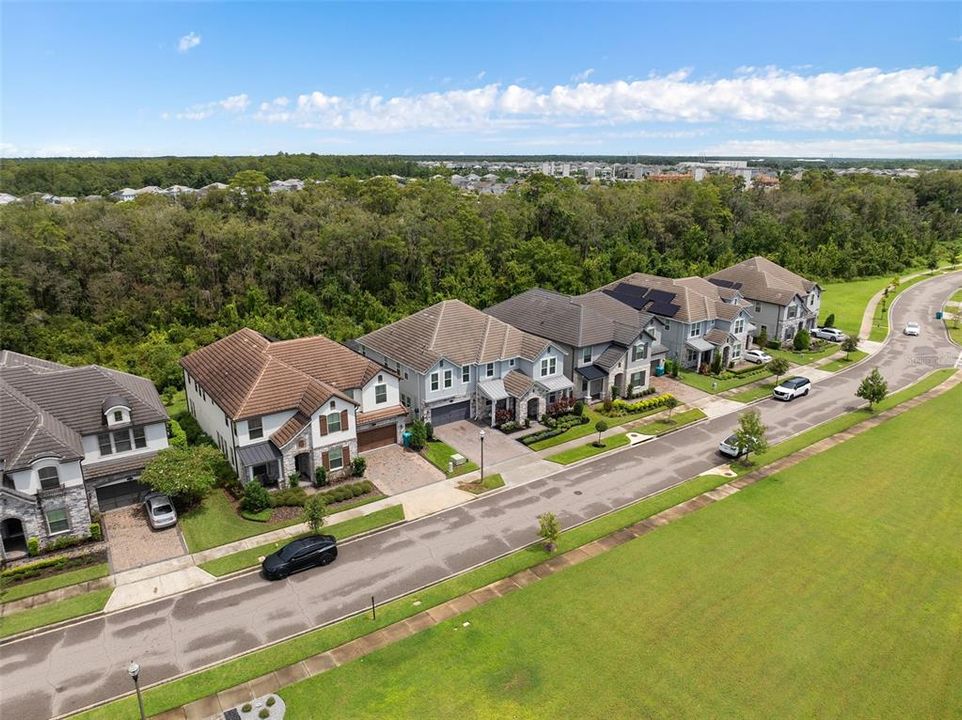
top-left (357, 404), bottom-right (408, 426)
top-left (271, 412), bottom-right (312, 449)
top-left (704, 328), bottom-right (732, 346)
top-left (503, 370), bottom-right (534, 398)
top-left (83, 450), bottom-right (160, 480)
top-left (179, 329), bottom-right (362, 420)
top-left (594, 273), bottom-right (736, 324)
top-left (357, 300), bottom-right (551, 374)
top-left (707, 256), bottom-right (817, 307)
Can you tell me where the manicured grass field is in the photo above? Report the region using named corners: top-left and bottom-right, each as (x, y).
top-left (457, 473), bottom-right (505, 495)
top-left (0, 563), bottom-right (110, 604)
top-left (633, 408), bottom-right (706, 435)
top-left (677, 366), bottom-right (773, 393)
top-left (199, 505), bottom-right (405, 577)
top-left (728, 382), bottom-right (775, 403)
top-left (818, 276), bottom-right (894, 336)
top-left (180, 490), bottom-right (304, 553)
top-left (422, 439), bottom-right (478, 477)
top-left (279, 383), bottom-right (962, 720)
top-left (0, 588), bottom-right (112, 639)
top-left (766, 343), bottom-right (839, 366)
top-left (944, 320), bottom-right (962, 346)
top-left (820, 349), bottom-right (869, 373)
top-left (525, 408), bottom-right (603, 450)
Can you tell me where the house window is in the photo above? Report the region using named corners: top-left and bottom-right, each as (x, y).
top-left (582, 347), bottom-right (592, 363)
top-left (443, 370), bottom-right (453, 388)
top-left (509, 359), bottom-right (515, 367)
top-left (754, 301), bottom-right (762, 313)
top-left (689, 323), bottom-right (701, 338)
top-left (787, 306), bottom-right (797, 319)
top-left (485, 363), bottom-right (495, 378)
top-left (329, 448), bottom-right (344, 471)
top-left (98, 432), bottom-right (112, 456)
top-left (113, 430), bottom-right (132, 453)
top-left (248, 417), bottom-right (263, 440)
top-left (581, 378), bottom-right (588, 392)
top-left (132, 427), bottom-right (147, 449)
top-left (327, 411), bottom-right (342, 433)
top-left (251, 463), bottom-right (269, 483)
top-left (540, 357), bottom-right (556, 377)
top-left (462, 366), bottom-right (470, 383)
top-left (430, 372), bottom-right (440, 391)
top-left (375, 384), bottom-right (388, 404)
top-left (686, 349), bottom-right (698, 364)
top-left (760, 325), bottom-right (768, 335)
top-left (733, 318), bottom-right (745, 335)
top-left (630, 370), bottom-right (646, 387)
top-left (38, 466), bottom-right (60, 490)
top-left (632, 343), bottom-right (647, 361)
top-left (45, 506), bottom-right (69, 534)
top-left (733, 343), bottom-right (743, 359)
top-left (113, 410), bottom-right (123, 422)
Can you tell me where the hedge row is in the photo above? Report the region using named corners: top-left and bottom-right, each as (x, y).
top-left (520, 416), bottom-right (590, 445)
top-left (267, 481), bottom-right (376, 509)
top-left (610, 392), bottom-right (676, 414)
top-left (1, 550), bottom-right (108, 583)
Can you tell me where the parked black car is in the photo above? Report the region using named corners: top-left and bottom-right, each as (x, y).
top-left (262, 535), bottom-right (338, 580)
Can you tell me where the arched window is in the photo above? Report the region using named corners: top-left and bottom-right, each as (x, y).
top-left (38, 466), bottom-right (60, 490)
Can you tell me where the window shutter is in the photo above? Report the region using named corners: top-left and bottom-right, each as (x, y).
top-left (319, 416), bottom-right (328, 436)
top-left (322, 451), bottom-right (330, 470)
top-left (341, 446), bottom-right (351, 467)
top-left (340, 409), bottom-right (348, 431)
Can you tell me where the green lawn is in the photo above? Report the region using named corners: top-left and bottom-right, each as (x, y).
top-left (820, 350), bottom-right (869, 373)
top-left (198, 505), bottom-right (405, 577)
top-left (728, 382), bottom-right (775, 403)
top-left (677, 366), bottom-right (773, 393)
top-left (525, 408), bottom-right (604, 451)
top-left (766, 343), bottom-right (839, 366)
top-left (633, 408), bottom-right (706, 435)
top-left (163, 389), bottom-right (188, 417)
top-left (279, 384), bottom-right (962, 720)
top-left (0, 588), bottom-right (113, 639)
top-left (818, 276), bottom-right (895, 336)
top-left (944, 320), bottom-right (962, 346)
top-left (457, 474), bottom-right (505, 495)
top-left (422, 440), bottom-right (479, 477)
top-left (950, 288), bottom-right (962, 303)
top-left (180, 490), bottom-right (305, 553)
top-left (0, 563), bottom-right (110, 604)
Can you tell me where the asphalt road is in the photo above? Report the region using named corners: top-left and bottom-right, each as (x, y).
top-left (2, 272), bottom-right (960, 720)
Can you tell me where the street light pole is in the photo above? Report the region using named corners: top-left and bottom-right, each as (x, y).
top-left (128, 661), bottom-right (145, 720)
top-left (479, 429), bottom-right (485, 482)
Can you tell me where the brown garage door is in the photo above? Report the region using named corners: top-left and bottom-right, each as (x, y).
top-left (357, 424), bottom-right (396, 452)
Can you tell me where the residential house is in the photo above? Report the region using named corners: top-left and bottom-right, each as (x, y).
top-left (485, 288), bottom-right (668, 401)
top-left (354, 300), bottom-right (572, 427)
top-left (0, 351), bottom-right (169, 558)
top-left (587, 273), bottom-right (755, 370)
top-left (707, 256), bottom-right (821, 343)
top-left (180, 329), bottom-right (407, 487)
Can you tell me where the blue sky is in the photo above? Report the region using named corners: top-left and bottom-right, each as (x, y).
top-left (2, 2), bottom-right (960, 158)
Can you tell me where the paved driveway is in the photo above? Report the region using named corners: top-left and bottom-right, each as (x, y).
top-left (433, 419), bottom-right (532, 466)
top-left (364, 445), bottom-right (445, 495)
top-left (102, 506), bottom-right (187, 572)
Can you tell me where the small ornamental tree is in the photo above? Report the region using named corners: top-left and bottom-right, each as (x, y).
top-left (710, 352), bottom-right (723, 376)
top-left (769, 357), bottom-right (790, 386)
top-left (409, 419), bottom-right (428, 450)
top-left (537, 512), bottom-right (560, 552)
top-left (241, 480), bottom-right (271, 513)
top-left (352, 455), bottom-right (367, 477)
top-left (594, 420), bottom-right (608, 446)
top-left (303, 494), bottom-right (328, 534)
top-left (756, 327), bottom-right (768, 350)
top-left (793, 328), bottom-right (811, 352)
top-left (664, 395), bottom-right (680, 421)
top-left (735, 409), bottom-right (768, 464)
top-left (841, 335), bottom-right (860, 360)
top-left (823, 313), bottom-right (836, 329)
top-left (141, 445), bottom-right (221, 508)
top-left (856, 368), bottom-right (888, 410)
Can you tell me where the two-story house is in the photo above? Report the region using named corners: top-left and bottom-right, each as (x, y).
top-left (0, 351), bottom-right (169, 559)
top-left (707, 256), bottom-right (821, 343)
top-left (485, 288), bottom-right (668, 401)
top-left (587, 273), bottom-right (755, 370)
top-left (180, 329), bottom-right (407, 487)
top-left (353, 299), bottom-right (572, 427)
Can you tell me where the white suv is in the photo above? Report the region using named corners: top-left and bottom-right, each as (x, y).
top-left (813, 327), bottom-right (846, 342)
top-left (773, 376), bottom-right (812, 401)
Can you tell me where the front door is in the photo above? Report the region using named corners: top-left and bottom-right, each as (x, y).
top-left (294, 452), bottom-right (312, 481)
top-left (1, 517), bottom-right (27, 557)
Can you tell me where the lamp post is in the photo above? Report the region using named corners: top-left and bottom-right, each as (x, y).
top-left (128, 661), bottom-right (145, 720)
top-left (479, 429), bottom-right (485, 482)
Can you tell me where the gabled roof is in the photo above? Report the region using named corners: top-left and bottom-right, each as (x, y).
top-left (591, 273), bottom-right (738, 324)
top-left (707, 256), bottom-right (818, 307)
top-left (356, 300), bottom-right (551, 375)
top-left (179, 329), bottom-right (368, 420)
top-left (485, 288), bottom-right (648, 350)
top-left (0, 354), bottom-right (167, 472)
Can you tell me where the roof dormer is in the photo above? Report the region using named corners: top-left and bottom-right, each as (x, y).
top-left (103, 394), bottom-right (132, 427)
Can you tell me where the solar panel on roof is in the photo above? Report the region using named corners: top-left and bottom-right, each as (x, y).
top-left (646, 288), bottom-right (677, 303)
top-left (648, 301), bottom-right (681, 318)
top-left (603, 286), bottom-right (652, 310)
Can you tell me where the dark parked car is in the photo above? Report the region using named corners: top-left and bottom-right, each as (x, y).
top-left (262, 535), bottom-right (338, 580)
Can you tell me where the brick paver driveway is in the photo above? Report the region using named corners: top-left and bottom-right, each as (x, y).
top-left (102, 505), bottom-right (187, 572)
top-left (433, 419), bottom-right (532, 466)
top-left (364, 444), bottom-right (445, 495)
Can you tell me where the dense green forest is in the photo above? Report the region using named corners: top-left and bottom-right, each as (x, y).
top-left (2, 169), bottom-right (960, 393)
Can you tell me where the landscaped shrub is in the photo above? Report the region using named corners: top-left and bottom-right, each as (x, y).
top-left (519, 415), bottom-right (590, 445)
top-left (312, 481), bottom-right (377, 506)
top-left (602, 392), bottom-right (676, 418)
top-left (767, 340), bottom-right (782, 350)
top-left (495, 408), bottom-right (514, 426)
top-left (498, 420), bottom-right (521, 433)
top-left (89, 523), bottom-right (102, 542)
top-left (425, 422), bottom-right (434, 441)
top-left (1, 551), bottom-right (108, 582)
top-left (824, 313), bottom-right (836, 328)
top-left (314, 466), bottom-right (328, 487)
top-left (26, 537), bottom-right (40, 557)
top-left (269, 487), bottom-right (307, 508)
top-left (241, 481), bottom-right (271, 513)
top-left (167, 418), bottom-right (187, 448)
top-left (46, 534), bottom-right (87, 552)
top-left (266, 697), bottom-right (276, 707)
top-left (409, 420), bottom-right (427, 450)
top-left (173, 411), bottom-right (215, 447)
top-left (573, 399), bottom-right (585, 416)
top-left (793, 328), bottom-right (811, 351)
top-left (259, 709), bottom-right (269, 719)
top-left (352, 456), bottom-right (367, 477)
top-left (546, 397), bottom-right (574, 417)
top-left (730, 364), bottom-right (770, 377)
top-left (241, 703), bottom-right (252, 713)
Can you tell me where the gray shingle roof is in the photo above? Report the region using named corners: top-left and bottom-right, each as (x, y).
top-left (591, 272), bottom-right (742, 324)
top-left (357, 300), bottom-right (550, 374)
top-left (707, 256), bottom-right (818, 307)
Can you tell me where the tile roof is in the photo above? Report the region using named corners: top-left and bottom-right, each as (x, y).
top-left (503, 369), bottom-right (534, 398)
top-left (357, 300), bottom-right (550, 374)
top-left (356, 404), bottom-right (408, 426)
top-left (592, 273), bottom-right (740, 324)
top-left (704, 328), bottom-right (732, 346)
top-left (594, 345), bottom-right (626, 371)
top-left (83, 450), bottom-right (160, 480)
top-left (179, 328), bottom-right (365, 420)
top-left (0, 355), bottom-right (167, 472)
top-left (707, 256), bottom-right (817, 307)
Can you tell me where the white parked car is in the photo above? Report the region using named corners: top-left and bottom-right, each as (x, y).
top-left (773, 376), bottom-right (812, 401)
top-left (903, 321), bottom-right (920, 336)
top-left (743, 349), bottom-right (773, 364)
top-left (813, 327), bottom-right (846, 342)
top-left (718, 433), bottom-right (749, 458)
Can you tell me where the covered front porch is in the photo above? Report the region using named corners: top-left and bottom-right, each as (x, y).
top-left (477, 370), bottom-right (544, 427)
top-left (237, 441), bottom-right (284, 486)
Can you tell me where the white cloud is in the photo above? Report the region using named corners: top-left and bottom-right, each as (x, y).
top-left (174, 93), bottom-right (250, 120)
top-left (571, 68), bottom-right (595, 82)
top-left (1, 143), bottom-right (104, 157)
top-left (244, 66), bottom-right (961, 135)
top-left (178, 32), bottom-right (201, 53)
top-left (703, 138), bottom-right (962, 159)
top-left (476, 70), bottom-right (486, 81)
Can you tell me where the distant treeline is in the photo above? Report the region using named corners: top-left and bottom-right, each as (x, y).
top-left (0, 154), bottom-right (434, 197)
top-left (1, 170), bottom-right (960, 392)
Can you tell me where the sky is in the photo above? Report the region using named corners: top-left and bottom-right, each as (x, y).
top-left (2, 2), bottom-right (961, 158)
